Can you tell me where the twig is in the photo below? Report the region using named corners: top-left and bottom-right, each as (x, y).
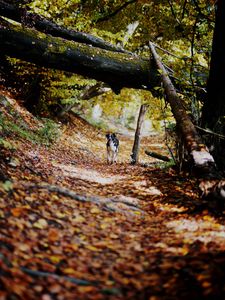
top-left (195, 125), bottom-right (225, 139)
top-left (95, 0), bottom-right (136, 23)
top-left (192, 0), bottom-right (215, 23)
top-left (167, 0), bottom-right (181, 25)
top-left (151, 42), bottom-right (188, 60)
top-left (151, 42), bottom-right (207, 69)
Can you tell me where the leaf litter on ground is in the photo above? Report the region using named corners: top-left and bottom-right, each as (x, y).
top-left (0, 91), bottom-right (225, 299)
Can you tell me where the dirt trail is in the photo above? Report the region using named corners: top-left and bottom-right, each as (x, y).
top-left (0, 114), bottom-right (225, 300)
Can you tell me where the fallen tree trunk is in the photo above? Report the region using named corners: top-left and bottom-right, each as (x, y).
top-left (145, 150), bottom-right (171, 162)
top-left (0, 0), bottom-right (127, 54)
top-left (0, 19), bottom-right (156, 90)
top-left (149, 42), bottom-right (225, 200)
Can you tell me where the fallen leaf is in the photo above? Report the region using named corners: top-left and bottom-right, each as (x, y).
top-left (33, 218), bottom-right (48, 229)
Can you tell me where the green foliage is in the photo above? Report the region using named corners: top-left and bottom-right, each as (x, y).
top-left (37, 118), bottom-right (60, 145)
top-left (0, 137), bottom-right (15, 150)
top-left (43, 72), bottom-right (97, 111)
top-left (11, 0), bottom-right (216, 130)
top-left (1, 181), bottom-right (13, 192)
top-left (154, 160), bottom-right (175, 170)
top-left (0, 112), bottom-right (60, 146)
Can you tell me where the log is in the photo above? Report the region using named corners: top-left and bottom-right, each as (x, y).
top-left (149, 42), bottom-right (225, 200)
top-left (0, 19), bottom-right (156, 90)
top-left (0, 0), bottom-right (127, 54)
top-left (145, 150), bottom-right (171, 162)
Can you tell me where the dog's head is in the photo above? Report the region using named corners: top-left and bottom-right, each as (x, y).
top-left (106, 133), bottom-right (116, 141)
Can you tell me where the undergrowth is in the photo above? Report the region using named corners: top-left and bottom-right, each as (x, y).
top-left (0, 112), bottom-right (60, 146)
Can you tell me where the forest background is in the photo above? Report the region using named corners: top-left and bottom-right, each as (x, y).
top-left (1, 0), bottom-right (215, 136)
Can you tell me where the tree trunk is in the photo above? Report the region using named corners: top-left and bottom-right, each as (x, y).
top-left (131, 104), bottom-right (149, 165)
top-left (0, 19), bottom-right (157, 91)
top-left (0, 0), bottom-right (127, 54)
top-left (149, 42), bottom-right (225, 201)
top-left (201, 0), bottom-right (225, 172)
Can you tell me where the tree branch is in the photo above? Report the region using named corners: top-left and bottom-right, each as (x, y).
top-left (95, 0), bottom-right (137, 23)
top-left (0, 19), bottom-right (156, 90)
top-left (167, 0), bottom-right (181, 25)
top-left (58, 83), bottom-right (111, 116)
top-left (192, 0), bottom-right (215, 23)
top-left (0, 0), bottom-right (129, 53)
top-left (195, 125), bottom-right (225, 139)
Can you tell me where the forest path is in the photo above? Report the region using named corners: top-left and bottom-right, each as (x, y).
top-left (1, 113), bottom-right (225, 299)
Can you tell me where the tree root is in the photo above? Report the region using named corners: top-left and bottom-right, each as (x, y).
top-left (23, 183), bottom-right (145, 215)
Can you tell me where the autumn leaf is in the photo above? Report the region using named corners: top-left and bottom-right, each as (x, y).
top-left (11, 206), bottom-right (29, 217)
top-left (33, 218), bottom-right (48, 229)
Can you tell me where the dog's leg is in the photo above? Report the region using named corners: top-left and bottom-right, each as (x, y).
top-left (113, 151), bottom-right (118, 163)
top-left (107, 149), bottom-right (110, 164)
top-left (110, 152), bottom-right (115, 164)
top-left (107, 148), bottom-right (113, 164)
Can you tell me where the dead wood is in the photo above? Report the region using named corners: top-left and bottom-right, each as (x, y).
top-left (0, 0), bottom-right (127, 54)
top-left (24, 183), bottom-right (144, 215)
top-left (0, 19), bottom-right (155, 90)
top-left (145, 150), bottom-right (171, 162)
top-left (149, 42), bottom-right (225, 201)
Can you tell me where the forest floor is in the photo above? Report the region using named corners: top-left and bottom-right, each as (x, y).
top-left (0, 89), bottom-right (225, 300)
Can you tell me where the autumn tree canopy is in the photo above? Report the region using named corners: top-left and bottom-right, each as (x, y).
top-left (0, 0), bottom-right (215, 96)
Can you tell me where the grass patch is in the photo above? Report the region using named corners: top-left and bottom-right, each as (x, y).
top-left (0, 137), bottom-right (15, 150)
top-left (0, 112), bottom-right (60, 146)
top-left (37, 118), bottom-right (60, 145)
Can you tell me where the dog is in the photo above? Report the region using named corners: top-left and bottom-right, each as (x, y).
top-left (106, 133), bottom-right (119, 164)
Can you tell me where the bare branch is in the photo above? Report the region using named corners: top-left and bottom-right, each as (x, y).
top-left (95, 0), bottom-right (137, 23)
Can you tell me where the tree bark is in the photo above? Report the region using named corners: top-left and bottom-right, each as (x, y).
top-left (149, 42), bottom-right (225, 200)
top-left (201, 0), bottom-right (225, 172)
top-left (131, 104), bottom-right (149, 164)
top-left (145, 150), bottom-right (171, 162)
top-left (0, 0), bottom-right (128, 54)
top-left (0, 19), bottom-right (156, 90)
top-left (202, 0), bottom-right (225, 128)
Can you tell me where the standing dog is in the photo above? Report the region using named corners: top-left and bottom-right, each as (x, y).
top-left (106, 133), bottom-right (119, 164)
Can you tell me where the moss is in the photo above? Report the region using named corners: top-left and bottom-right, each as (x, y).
top-left (0, 113), bottom-right (60, 146)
